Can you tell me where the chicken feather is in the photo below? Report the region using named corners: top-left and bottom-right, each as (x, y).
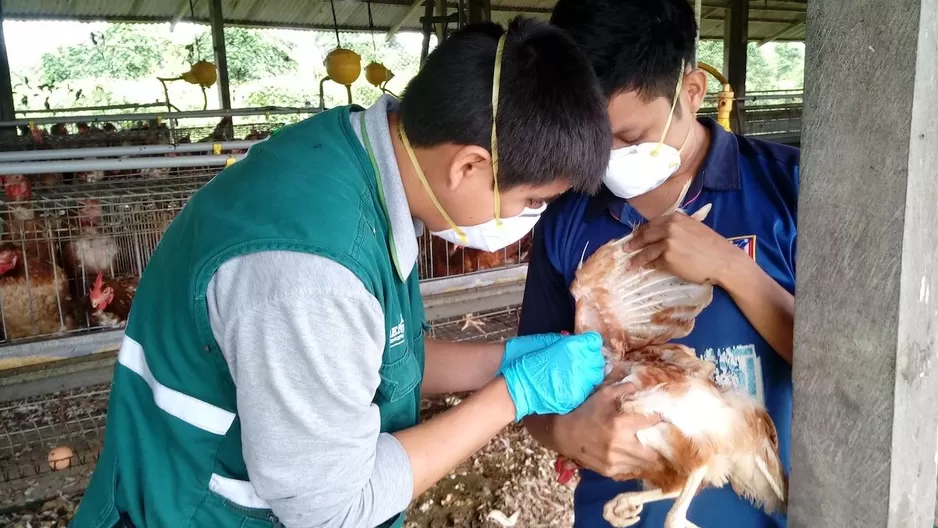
top-left (563, 189), bottom-right (787, 527)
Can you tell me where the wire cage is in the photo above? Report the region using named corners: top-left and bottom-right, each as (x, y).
top-left (0, 144), bottom-right (533, 354)
top-left (0, 119), bottom-right (284, 152)
top-left (416, 229), bottom-right (532, 280)
top-left (0, 163), bottom-right (215, 346)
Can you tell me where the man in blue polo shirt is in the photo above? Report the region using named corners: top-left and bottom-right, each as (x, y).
top-left (520, 0), bottom-right (798, 526)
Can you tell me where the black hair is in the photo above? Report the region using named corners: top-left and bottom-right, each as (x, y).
top-left (550, 0), bottom-right (697, 101)
top-left (398, 17), bottom-right (610, 194)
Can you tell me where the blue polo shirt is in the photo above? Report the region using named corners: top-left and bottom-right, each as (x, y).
top-left (519, 118), bottom-right (798, 528)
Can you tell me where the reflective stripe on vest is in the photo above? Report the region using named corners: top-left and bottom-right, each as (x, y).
top-left (117, 335), bottom-right (271, 510)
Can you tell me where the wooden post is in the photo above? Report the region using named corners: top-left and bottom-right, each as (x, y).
top-left (789, 0), bottom-right (938, 526)
top-left (725, 0), bottom-right (747, 133)
top-left (208, 0), bottom-right (231, 110)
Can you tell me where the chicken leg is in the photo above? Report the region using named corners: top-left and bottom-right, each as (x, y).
top-left (460, 312), bottom-right (486, 333)
top-left (603, 488), bottom-right (681, 527)
top-left (664, 465), bottom-right (709, 528)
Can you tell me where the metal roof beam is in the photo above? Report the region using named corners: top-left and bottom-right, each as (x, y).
top-left (757, 18), bottom-right (805, 46)
top-left (386, 0), bottom-right (426, 42)
top-left (170, 0), bottom-right (194, 31)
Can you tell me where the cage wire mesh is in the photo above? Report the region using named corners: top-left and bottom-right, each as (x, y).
top-left (0, 115), bottom-right (287, 152)
top-left (0, 306), bottom-right (521, 484)
top-left (0, 384), bottom-right (109, 483)
top-left (0, 165), bottom-right (214, 345)
top-left (416, 229), bottom-right (532, 280)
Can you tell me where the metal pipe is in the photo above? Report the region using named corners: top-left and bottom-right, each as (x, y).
top-left (0, 154), bottom-right (245, 175)
top-left (0, 106), bottom-right (317, 128)
top-left (0, 140), bottom-right (259, 162)
top-left (16, 102), bottom-right (167, 116)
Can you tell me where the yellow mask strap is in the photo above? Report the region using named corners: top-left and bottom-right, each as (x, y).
top-left (491, 34), bottom-right (506, 228)
top-left (399, 123), bottom-right (467, 243)
top-left (397, 33), bottom-right (508, 243)
top-left (652, 59), bottom-right (686, 156)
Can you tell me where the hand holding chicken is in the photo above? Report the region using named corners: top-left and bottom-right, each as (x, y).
top-left (555, 194), bottom-right (787, 528)
top-left (623, 209), bottom-right (743, 286)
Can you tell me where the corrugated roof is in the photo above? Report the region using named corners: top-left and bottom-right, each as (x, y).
top-left (1, 0), bottom-right (807, 41)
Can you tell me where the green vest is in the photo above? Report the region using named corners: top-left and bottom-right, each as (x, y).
top-left (71, 106), bottom-right (425, 528)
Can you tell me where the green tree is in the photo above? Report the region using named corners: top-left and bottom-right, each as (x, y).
top-left (190, 28), bottom-right (296, 83)
top-left (41, 25), bottom-right (169, 84)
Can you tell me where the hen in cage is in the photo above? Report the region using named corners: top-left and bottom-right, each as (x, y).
top-left (2, 174), bottom-right (61, 263)
top-left (0, 243), bottom-right (77, 341)
top-left (86, 271), bottom-right (137, 328)
top-left (62, 198), bottom-right (120, 280)
top-left (424, 232), bottom-right (533, 278)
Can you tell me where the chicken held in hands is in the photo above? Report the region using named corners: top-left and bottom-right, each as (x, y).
top-left (560, 199), bottom-right (787, 528)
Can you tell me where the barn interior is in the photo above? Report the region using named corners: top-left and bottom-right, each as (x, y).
top-left (0, 0), bottom-right (934, 526)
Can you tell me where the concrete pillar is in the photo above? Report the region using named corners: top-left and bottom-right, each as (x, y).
top-left (208, 0), bottom-right (231, 110)
top-left (0, 0), bottom-right (16, 123)
top-left (725, 0), bottom-right (747, 132)
top-left (789, 0), bottom-right (938, 526)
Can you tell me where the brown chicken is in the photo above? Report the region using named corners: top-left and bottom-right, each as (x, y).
top-left (0, 244), bottom-right (77, 340)
top-left (558, 197), bottom-right (787, 528)
top-left (86, 271), bottom-right (137, 328)
top-left (2, 175), bottom-right (58, 262)
top-left (62, 198), bottom-right (120, 280)
top-left (427, 232), bottom-right (532, 278)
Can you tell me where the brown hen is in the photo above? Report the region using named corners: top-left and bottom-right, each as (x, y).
top-left (559, 191), bottom-right (787, 528)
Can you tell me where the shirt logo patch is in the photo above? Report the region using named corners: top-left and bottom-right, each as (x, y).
top-left (389, 316), bottom-right (406, 348)
top-left (701, 344), bottom-right (765, 403)
top-left (727, 235), bottom-right (757, 261)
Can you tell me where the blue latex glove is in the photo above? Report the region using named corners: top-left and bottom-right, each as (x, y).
top-left (499, 333), bottom-right (565, 374)
top-left (501, 331), bottom-right (605, 422)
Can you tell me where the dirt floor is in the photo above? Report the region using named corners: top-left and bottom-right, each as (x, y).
top-left (0, 392), bottom-right (576, 528)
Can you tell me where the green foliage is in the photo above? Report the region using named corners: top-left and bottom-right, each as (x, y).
top-left (189, 27), bottom-right (296, 83)
top-left (41, 25), bottom-right (169, 84)
top-left (243, 85), bottom-right (311, 108)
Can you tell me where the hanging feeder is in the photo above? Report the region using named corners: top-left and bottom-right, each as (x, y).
top-left (158, 61), bottom-right (219, 111)
top-left (319, 48), bottom-right (361, 108)
top-left (318, 0), bottom-right (362, 108)
top-left (697, 62), bottom-right (735, 132)
top-left (365, 61), bottom-right (395, 92)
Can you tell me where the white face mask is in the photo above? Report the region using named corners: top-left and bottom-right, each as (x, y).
top-left (399, 34), bottom-right (543, 252)
top-left (604, 61), bottom-right (693, 200)
top-left (430, 204), bottom-right (546, 252)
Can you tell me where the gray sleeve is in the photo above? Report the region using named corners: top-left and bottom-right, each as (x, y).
top-left (206, 251), bottom-right (414, 528)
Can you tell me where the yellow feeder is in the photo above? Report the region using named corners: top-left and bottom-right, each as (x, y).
top-left (158, 61), bottom-right (219, 111)
top-left (365, 62), bottom-right (394, 91)
top-left (697, 62), bottom-right (734, 132)
top-left (319, 48), bottom-right (362, 108)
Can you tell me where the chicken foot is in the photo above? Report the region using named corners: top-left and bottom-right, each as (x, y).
top-left (602, 464), bottom-right (709, 528)
top-left (603, 488), bottom-right (681, 527)
top-left (664, 465), bottom-right (709, 528)
top-left (460, 312), bottom-right (486, 333)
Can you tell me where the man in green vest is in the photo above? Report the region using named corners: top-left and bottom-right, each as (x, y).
top-left (72, 17), bottom-right (612, 528)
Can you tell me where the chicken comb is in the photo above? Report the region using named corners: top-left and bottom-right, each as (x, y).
top-left (91, 272), bottom-right (105, 294)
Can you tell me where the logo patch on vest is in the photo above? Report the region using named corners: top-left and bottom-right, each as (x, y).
top-left (389, 315), bottom-right (406, 348)
top-left (727, 235), bottom-right (757, 261)
top-left (701, 344), bottom-right (765, 404)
